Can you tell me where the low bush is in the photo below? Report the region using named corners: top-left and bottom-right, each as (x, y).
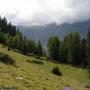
top-left (52, 66), bottom-right (62, 76)
top-left (0, 53), bottom-right (15, 65)
top-left (7, 46), bottom-right (10, 51)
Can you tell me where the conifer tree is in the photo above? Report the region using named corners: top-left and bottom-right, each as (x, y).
top-left (48, 36), bottom-right (60, 60)
top-left (36, 40), bottom-right (43, 57)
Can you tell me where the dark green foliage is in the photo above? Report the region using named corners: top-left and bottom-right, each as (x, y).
top-left (35, 56), bottom-right (40, 59)
top-left (52, 66), bottom-right (62, 76)
top-left (0, 31), bottom-right (5, 44)
top-left (87, 30), bottom-right (90, 83)
top-left (60, 32), bottom-right (89, 67)
top-left (60, 35), bottom-right (70, 63)
top-left (8, 46), bottom-right (10, 51)
top-left (0, 17), bottom-right (16, 36)
top-left (87, 30), bottom-right (90, 69)
top-left (87, 44), bottom-right (90, 68)
top-left (12, 31), bottom-right (23, 50)
top-left (80, 39), bottom-right (87, 67)
top-left (60, 32), bottom-right (82, 65)
top-left (87, 29), bottom-right (90, 42)
top-left (35, 40), bottom-right (43, 57)
top-left (0, 53), bottom-right (15, 65)
top-left (0, 17), bottom-right (38, 55)
top-left (48, 36), bottom-right (60, 60)
top-left (21, 36), bottom-right (28, 54)
top-left (27, 39), bottom-right (36, 54)
top-left (68, 33), bottom-right (81, 65)
top-left (0, 16), bottom-right (16, 47)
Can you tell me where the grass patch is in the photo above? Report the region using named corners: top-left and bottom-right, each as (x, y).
top-left (0, 44), bottom-right (89, 90)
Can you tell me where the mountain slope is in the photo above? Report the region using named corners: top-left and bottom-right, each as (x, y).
top-left (17, 21), bottom-right (90, 44)
top-left (0, 44), bottom-right (89, 90)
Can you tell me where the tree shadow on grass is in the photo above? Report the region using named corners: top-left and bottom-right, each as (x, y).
top-left (27, 60), bottom-right (44, 65)
top-left (12, 49), bottom-right (35, 57)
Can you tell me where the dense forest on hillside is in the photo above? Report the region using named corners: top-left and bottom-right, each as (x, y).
top-left (0, 17), bottom-right (43, 56)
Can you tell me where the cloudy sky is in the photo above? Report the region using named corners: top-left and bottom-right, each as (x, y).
top-left (0, 0), bottom-right (90, 26)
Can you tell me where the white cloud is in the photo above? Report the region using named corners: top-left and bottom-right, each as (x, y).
top-left (0, 0), bottom-right (90, 26)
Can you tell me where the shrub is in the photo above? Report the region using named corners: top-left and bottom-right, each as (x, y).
top-left (0, 53), bottom-right (15, 65)
top-left (8, 46), bottom-right (10, 51)
top-left (52, 66), bottom-right (62, 76)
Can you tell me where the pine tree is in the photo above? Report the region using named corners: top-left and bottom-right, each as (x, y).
top-left (67, 32), bottom-right (81, 65)
top-left (60, 35), bottom-right (70, 63)
top-left (80, 39), bottom-right (87, 67)
top-left (21, 36), bottom-right (28, 54)
top-left (27, 39), bottom-right (36, 54)
top-left (47, 36), bottom-right (60, 60)
top-left (36, 40), bottom-right (43, 57)
top-left (87, 30), bottom-right (90, 69)
top-left (86, 29), bottom-right (90, 87)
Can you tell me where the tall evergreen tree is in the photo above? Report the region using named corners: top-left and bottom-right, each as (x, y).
top-left (36, 40), bottom-right (43, 57)
top-left (0, 17), bottom-right (16, 36)
top-left (27, 39), bottom-right (36, 54)
top-left (87, 30), bottom-right (90, 69)
top-left (86, 29), bottom-right (90, 86)
top-left (1, 17), bottom-right (7, 33)
top-left (21, 36), bottom-right (28, 54)
top-left (80, 39), bottom-right (87, 67)
top-left (67, 32), bottom-right (81, 65)
top-left (47, 36), bottom-right (60, 60)
top-left (60, 35), bottom-right (70, 63)
top-left (12, 32), bottom-right (23, 50)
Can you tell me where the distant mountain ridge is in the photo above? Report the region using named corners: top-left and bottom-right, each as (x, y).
top-left (17, 21), bottom-right (90, 44)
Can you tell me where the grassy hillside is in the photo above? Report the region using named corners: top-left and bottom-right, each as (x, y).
top-left (0, 44), bottom-right (89, 90)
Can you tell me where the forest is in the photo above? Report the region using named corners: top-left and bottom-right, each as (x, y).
top-left (0, 16), bottom-right (90, 69)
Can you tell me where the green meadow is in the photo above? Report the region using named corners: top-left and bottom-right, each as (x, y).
top-left (0, 44), bottom-right (89, 90)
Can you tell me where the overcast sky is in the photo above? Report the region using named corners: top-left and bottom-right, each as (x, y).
top-left (0, 0), bottom-right (90, 26)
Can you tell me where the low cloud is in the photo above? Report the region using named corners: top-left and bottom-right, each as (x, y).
top-left (0, 0), bottom-right (90, 26)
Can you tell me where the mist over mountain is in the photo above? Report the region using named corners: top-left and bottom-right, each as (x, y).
top-left (17, 21), bottom-right (90, 44)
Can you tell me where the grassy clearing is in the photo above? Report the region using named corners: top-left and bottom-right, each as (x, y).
top-left (0, 44), bottom-right (89, 90)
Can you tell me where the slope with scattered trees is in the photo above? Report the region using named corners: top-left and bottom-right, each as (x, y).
top-left (0, 16), bottom-right (90, 89)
